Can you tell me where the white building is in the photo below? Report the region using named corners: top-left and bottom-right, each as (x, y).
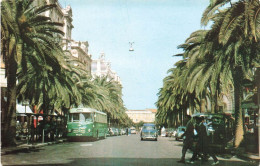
top-left (91, 52), bottom-right (121, 84)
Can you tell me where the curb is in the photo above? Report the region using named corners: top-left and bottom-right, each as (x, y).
top-left (232, 147), bottom-right (260, 162)
top-left (236, 153), bottom-right (260, 161)
top-left (1, 138), bottom-right (67, 156)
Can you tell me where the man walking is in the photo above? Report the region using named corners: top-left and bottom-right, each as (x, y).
top-left (177, 115), bottom-right (194, 163)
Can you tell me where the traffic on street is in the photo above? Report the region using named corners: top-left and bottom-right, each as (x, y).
top-left (1, 0), bottom-right (259, 166)
top-left (1, 134), bottom-right (258, 166)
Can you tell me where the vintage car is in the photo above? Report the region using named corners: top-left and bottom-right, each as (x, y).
top-left (166, 128), bottom-right (176, 137)
top-left (175, 126), bottom-right (186, 141)
top-left (140, 123), bottom-right (158, 141)
top-left (109, 127), bottom-right (119, 136)
top-left (192, 112), bottom-right (235, 152)
top-left (161, 127), bottom-right (166, 137)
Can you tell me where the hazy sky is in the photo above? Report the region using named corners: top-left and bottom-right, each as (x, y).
top-left (61, 0), bottom-right (209, 110)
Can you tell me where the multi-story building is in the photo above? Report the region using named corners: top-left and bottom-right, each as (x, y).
top-left (91, 52), bottom-right (121, 84)
top-left (32, 0), bottom-right (91, 73)
top-left (0, 0), bottom-right (92, 111)
top-left (69, 40), bottom-right (92, 73)
top-left (126, 109), bottom-right (157, 123)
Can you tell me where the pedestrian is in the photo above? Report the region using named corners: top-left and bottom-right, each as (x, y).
top-left (177, 115), bottom-right (194, 164)
top-left (126, 128), bottom-right (128, 136)
top-left (189, 116), bottom-right (219, 165)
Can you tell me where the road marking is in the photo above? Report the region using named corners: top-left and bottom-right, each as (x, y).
top-left (80, 144), bottom-right (93, 147)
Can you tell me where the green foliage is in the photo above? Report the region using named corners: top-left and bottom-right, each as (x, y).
top-left (156, 0), bottom-right (260, 134)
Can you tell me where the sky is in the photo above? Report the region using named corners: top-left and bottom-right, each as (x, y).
top-left (61, 0), bottom-right (210, 110)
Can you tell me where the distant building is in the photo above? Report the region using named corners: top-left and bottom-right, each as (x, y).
top-left (126, 109), bottom-right (157, 123)
top-left (91, 52), bottom-right (121, 84)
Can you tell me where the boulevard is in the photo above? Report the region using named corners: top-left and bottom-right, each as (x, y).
top-left (1, 134), bottom-right (258, 166)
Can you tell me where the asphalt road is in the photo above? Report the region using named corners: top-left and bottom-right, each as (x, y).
top-left (1, 134), bottom-right (258, 166)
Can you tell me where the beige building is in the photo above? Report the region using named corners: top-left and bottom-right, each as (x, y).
top-left (91, 52), bottom-right (121, 84)
top-left (69, 41), bottom-right (92, 73)
top-left (32, 0), bottom-right (92, 74)
top-left (126, 109), bottom-right (157, 123)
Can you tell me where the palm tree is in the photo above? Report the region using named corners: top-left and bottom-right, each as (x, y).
top-left (201, 0), bottom-right (260, 147)
top-left (16, 55), bottom-right (81, 115)
top-left (1, 0), bottom-right (65, 146)
top-left (156, 59), bottom-right (201, 127)
top-left (91, 76), bottom-right (127, 124)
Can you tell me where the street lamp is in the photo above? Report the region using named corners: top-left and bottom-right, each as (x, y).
top-left (129, 42), bottom-right (134, 51)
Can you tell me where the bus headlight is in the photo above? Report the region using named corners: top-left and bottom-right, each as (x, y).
top-left (88, 129), bottom-right (91, 132)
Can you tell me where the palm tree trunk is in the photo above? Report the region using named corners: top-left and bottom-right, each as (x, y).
top-left (200, 99), bottom-right (206, 113)
top-left (2, 44), bottom-right (18, 147)
top-left (232, 66), bottom-right (244, 148)
top-left (189, 98), bottom-right (195, 114)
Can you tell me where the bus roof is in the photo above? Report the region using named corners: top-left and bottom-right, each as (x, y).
top-left (69, 107), bottom-right (107, 116)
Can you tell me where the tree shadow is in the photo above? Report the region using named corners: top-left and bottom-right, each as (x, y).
top-left (4, 157), bottom-right (259, 166)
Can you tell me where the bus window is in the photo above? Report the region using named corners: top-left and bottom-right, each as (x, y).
top-left (83, 113), bottom-right (93, 122)
top-left (72, 114), bottom-right (79, 122)
top-left (79, 113), bottom-right (85, 121)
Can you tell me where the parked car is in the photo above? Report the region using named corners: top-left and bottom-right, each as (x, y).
top-left (140, 123), bottom-right (158, 141)
top-left (130, 127), bottom-right (136, 134)
top-left (161, 127), bottom-right (166, 137)
top-left (166, 128), bottom-right (176, 137)
top-left (175, 126), bottom-right (186, 141)
top-left (172, 129), bottom-right (177, 137)
top-left (106, 128), bottom-right (111, 137)
top-left (120, 128), bottom-right (126, 135)
top-left (109, 127), bottom-right (119, 136)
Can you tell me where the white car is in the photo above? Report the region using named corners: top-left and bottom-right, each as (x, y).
top-left (131, 128), bottom-right (136, 134)
top-left (161, 127), bottom-right (166, 137)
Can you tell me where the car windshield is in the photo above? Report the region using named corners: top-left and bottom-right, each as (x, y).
top-left (178, 127), bottom-right (185, 132)
top-left (143, 126), bottom-right (156, 130)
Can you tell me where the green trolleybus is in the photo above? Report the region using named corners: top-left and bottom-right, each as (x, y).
top-left (67, 107), bottom-right (107, 140)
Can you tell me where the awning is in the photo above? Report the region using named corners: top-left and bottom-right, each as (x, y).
top-left (16, 103), bottom-right (33, 114)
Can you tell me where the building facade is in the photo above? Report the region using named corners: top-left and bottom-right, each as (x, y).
top-left (69, 41), bottom-right (92, 73)
top-left (32, 0), bottom-right (91, 73)
top-left (91, 52), bottom-right (121, 84)
top-left (0, 0), bottom-right (92, 112)
top-left (126, 109), bottom-right (157, 123)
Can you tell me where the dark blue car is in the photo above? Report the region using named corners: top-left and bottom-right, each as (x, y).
top-left (140, 123), bottom-right (158, 141)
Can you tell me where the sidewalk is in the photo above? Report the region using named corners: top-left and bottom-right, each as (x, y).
top-left (1, 138), bottom-right (67, 156)
top-left (228, 147), bottom-right (260, 163)
top-left (235, 148), bottom-right (260, 161)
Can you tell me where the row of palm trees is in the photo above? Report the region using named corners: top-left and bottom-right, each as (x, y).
top-left (156, 0), bottom-right (259, 148)
top-left (1, 0), bottom-right (132, 147)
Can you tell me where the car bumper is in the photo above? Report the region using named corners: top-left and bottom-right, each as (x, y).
top-left (141, 135), bottom-right (157, 139)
